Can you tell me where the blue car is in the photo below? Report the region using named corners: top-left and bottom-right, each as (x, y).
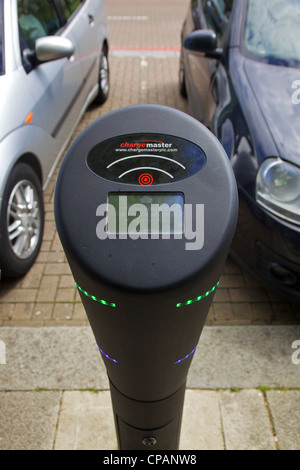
top-left (180, 0), bottom-right (300, 301)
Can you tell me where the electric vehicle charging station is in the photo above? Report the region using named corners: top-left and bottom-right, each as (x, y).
top-left (54, 104), bottom-right (238, 450)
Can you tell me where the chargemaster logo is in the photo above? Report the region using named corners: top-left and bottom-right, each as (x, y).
top-left (96, 196), bottom-right (204, 251)
top-left (118, 140), bottom-right (174, 151)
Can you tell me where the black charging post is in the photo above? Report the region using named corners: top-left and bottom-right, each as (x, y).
top-left (54, 105), bottom-right (238, 450)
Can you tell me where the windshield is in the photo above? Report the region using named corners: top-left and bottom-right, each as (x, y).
top-left (244, 0), bottom-right (300, 66)
top-left (0, 0), bottom-right (4, 75)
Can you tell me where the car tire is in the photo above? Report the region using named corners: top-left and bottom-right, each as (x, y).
top-left (0, 163), bottom-right (44, 279)
top-left (94, 45), bottom-right (109, 105)
top-left (179, 50), bottom-right (187, 98)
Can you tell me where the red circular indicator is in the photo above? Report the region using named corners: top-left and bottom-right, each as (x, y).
top-left (138, 173), bottom-right (154, 186)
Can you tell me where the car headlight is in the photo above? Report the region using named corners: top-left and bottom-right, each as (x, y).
top-left (256, 158), bottom-right (300, 226)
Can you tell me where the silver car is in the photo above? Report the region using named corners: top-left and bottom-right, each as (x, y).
top-left (0, 0), bottom-right (110, 278)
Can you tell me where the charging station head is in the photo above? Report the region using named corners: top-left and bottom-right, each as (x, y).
top-left (55, 105), bottom-right (238, 293)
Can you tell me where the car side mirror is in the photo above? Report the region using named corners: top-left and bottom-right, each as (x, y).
top-left (35, 36), bottom-right (75, 63)
top-left (183, 30), bottom-right (223, 59)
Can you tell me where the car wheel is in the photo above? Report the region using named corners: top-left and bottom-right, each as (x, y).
top-left (179, 50), bottom-right (187, 98)
top-left (94, 45), bottom-right (109, 105)
top-left (0, 163), bottom-right (44, 278)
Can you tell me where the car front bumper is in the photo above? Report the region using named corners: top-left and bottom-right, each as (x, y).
top-left (231, 188), bottom-right (300, 301)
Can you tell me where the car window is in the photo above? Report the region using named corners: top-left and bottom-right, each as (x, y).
top-left (59, 0), bottom-right (82, 21)
top-left (18, 0), bottom-right (62, 50)
top-left (0, 0), bottom-right (4, 75)
top-left (244, 0), bottom-right (300, 67)
top-left (202, 0), bottom-right (234, 45)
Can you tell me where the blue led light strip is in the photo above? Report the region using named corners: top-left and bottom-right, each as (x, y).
top-left (97, 345), bottom-right (119, 364)
top-left (176, 281), bottom-right (220, 308)
top-left (75, 283), bottom-right (116, 308)
top-left (175, 344), bottom-right (198, 364)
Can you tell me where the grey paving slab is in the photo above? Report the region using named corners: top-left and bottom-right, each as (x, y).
top-left (189, 325), bottom-right (300, 389)
top-left (54, 391), bottom-right (117, 450)
top-left (180, 390), bottom-right (224, 450)
top-left (220, 390), bottom-right (276, 450)
top-left (0, 326), bottom-right (299, 390)
top-left (266, 390), bottom-right (300, 450)
top-left (0, 326), bottom-right (108, 390)
top-left (0, 391), bottom-right (61, 450)
top-left (55, 390), bottom-right (225, 451)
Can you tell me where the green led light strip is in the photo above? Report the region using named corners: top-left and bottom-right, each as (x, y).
top-left (176, 281), bottom-right (220, 308)
top-left (75, 283), bottom-right (116, 308)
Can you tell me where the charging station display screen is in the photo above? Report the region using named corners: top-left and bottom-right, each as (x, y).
top-left (87, 133), bottom-right (206, 185)
top-left (107, 192), bottom-right (184, 235)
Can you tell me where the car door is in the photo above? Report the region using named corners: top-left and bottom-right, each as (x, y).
top-left (58, 0), bottom-right (104, 100)
top-left (17, 0), bottom-right (84, 179)
top-left (186, 0), bottom-right (233, 128)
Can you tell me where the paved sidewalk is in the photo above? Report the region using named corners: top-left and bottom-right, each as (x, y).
top-left (2, 388), bottom-right (300, 451)
top-left (0, 325), bottom-right (299, 450)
